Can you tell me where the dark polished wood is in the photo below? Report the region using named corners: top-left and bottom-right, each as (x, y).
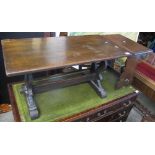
top-left (104, 34), bottom-right (152, 54)
top-left (8, 84), bottom-right (21, 121)
top-left (2, 35), bottom-right (136, 77)
top-left (133, 76), bottom-right (155, 101)
top-left (116, 56), bottom-right (140, 89)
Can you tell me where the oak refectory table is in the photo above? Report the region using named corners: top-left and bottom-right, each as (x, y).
top-left (1, 34), bottom-right (152, 120)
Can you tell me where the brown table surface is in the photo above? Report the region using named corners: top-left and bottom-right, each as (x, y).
top-left (104, 34), bottom-right (151, 54)
top-left (2, 34), bottom-right (151, 77)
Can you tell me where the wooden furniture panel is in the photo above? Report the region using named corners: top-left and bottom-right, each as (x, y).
top-left (133, 77), bottom-right (155, 101)
top-left (133, 60), bottom-right (155, 101)
top-left (2, 35), bottom-right (133, 77)
top-left (8, 84), bottom-right (21, 122)
top-left (104, 34), bottom-right (152, 54)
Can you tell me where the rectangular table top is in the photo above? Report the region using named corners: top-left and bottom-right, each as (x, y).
top-left (2, 34), bottom-right (152, 77)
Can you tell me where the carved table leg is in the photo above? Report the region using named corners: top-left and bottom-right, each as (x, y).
top-left (21, 74), bottom-right (39, 120)
top-left (90, 62), bottom-right (107, 98)
top-left (90, 79), bottom-right (107, 98)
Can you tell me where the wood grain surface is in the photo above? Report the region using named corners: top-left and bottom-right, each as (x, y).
top-left (2, 35), bottom-right (150, 77)
top-left (104, 34), bottom-right (152, 54)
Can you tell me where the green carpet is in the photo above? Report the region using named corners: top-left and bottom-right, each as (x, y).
top-left (13, 70), bottom-right (136, 122)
